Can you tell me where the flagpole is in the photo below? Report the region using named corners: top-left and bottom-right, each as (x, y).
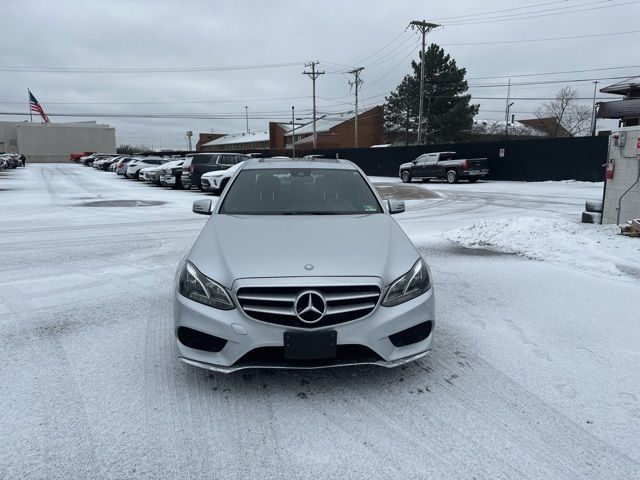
top-left (28, 89), bottom-right (32, 122)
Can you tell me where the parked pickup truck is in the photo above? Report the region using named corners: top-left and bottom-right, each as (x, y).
top-left (181, 153), bottom-right (251, 190)
top-left (399, 151), bottom-right (489, 184)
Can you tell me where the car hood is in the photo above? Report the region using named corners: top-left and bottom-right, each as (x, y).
top-left (202, 170), bottom-right (226, 178)
top-left (400, 162), bottom-right (413, 169)
top-left (188, 214), bottom-right (420, 288)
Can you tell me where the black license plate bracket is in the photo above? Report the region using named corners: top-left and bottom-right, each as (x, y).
top-left (283, 331), bottom-right (337, 360)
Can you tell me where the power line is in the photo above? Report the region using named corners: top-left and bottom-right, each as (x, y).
top-left (440, 0), bottom-right (640, 26)
top-left (0, 111), bottom-right (316, 120)
top-left (0, 95), bottom-right (313, 105)
top-left (352, 30), bottom-right (412, 66)
top-left (440, 0), bottom-right (612, 24)
top-left (429, 0), bottom-right (567, 22)
top-left (440, 29), bottom-right (640, 46)
top-left (0, 61), bottom-right (304, 74)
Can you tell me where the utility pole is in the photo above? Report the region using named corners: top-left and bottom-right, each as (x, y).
top-left (409, 20), bottom-right (440, 144)
top-left (591, 80), bottom-right (599, 136)
top-left (244, 106), bottom-right (249, 133)
top-left (504, 78), bottom-right (512, 136)
top-left (291, 106), bottom-right (296, 159)
top-left (303, 61), bottom-right (325, 149)
top-left (348, 67), bottom-right (364, 148)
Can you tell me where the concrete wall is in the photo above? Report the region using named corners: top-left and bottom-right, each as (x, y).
top-left (1, 122), bottom-right (116, 163)
top-left (602, 127), bottom-right (640, 224)
top-left (0, 122), bottom-right (20, 153)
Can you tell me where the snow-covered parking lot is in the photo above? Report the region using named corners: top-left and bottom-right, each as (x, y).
top-left (1, 164), bottom-right (639, 479)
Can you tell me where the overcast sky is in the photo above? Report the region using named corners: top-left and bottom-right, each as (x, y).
top-left (2, 0), bottom-right (636, 148)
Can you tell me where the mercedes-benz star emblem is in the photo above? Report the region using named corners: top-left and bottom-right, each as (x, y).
top-left (294, 290), bottom-right (327, 324)
top-left (304, 264), bottom-right (314, 271)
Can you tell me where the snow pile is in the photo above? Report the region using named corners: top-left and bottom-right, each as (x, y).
top-left (444, 216), bottom-right (640, 278)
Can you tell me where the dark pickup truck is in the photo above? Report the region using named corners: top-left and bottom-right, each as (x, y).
top-left (181, 153), bottom-right (251, 190)
top-left (399, 151), bottom-right (489, 184)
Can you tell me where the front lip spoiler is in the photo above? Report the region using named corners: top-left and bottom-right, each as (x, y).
top-left (179, 349), bottom-right (430, 374)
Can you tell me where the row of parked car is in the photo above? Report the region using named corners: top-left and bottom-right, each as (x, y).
top-left (74, 152), bottom-right (263, 194)
top-left (0, 153), bottom-right (25, 170)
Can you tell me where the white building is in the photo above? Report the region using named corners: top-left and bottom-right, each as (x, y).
top-left (0, 121), bottom-right (116, 162)
top-left (602, 126), bottom-right (640, 225)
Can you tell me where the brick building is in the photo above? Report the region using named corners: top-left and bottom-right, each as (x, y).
top-left (196, 105), bottom-right (384, 152)
top-left (200, 131), bottom-right (269, 151)
top-left (270, 105), bottom-right (383, 149)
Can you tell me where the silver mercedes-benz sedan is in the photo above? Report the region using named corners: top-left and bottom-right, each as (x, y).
top-left (174, 157), bottom-right (435, 372)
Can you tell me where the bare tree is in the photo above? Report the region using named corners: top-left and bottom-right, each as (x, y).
top-left (117, 144), bottom-right (154, 154)
top-left (534, 86), bottom-right (592, 137)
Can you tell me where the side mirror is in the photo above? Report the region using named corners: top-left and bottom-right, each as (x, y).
top-left (192, 199), bottom-right (213, 215)
top-left (387, 199), bottom-right (405, 215)
top-left (412, 159), bottom-right (417, 164)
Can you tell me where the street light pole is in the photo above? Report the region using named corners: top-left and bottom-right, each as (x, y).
top-left (244, 106), bottom-right (249, 133)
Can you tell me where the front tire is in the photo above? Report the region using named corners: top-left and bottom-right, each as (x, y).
top-left (401, 171), bottom-right (412, 183)
top-left (446, 170), bottom-right (458, 184)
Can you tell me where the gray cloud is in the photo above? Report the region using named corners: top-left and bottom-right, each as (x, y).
top-left (1, 0), bottom-right (632, 148)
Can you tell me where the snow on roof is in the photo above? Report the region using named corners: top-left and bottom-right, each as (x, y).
top-left (284, 106), bottom-right (379, 137)
top-left (202, 130), bottom-right (269, 147)
top-left (600, 76), bottom-right (640, 95)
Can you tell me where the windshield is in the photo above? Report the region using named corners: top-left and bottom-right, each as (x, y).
top-left (219, 168), bottom-right (382, 215)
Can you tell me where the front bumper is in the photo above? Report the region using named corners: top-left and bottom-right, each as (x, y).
top-left (200, 177), bottom-right (221, 192)
top-left (162, 175), bottom-right (176, 185)
top-left (174, 277), bottom-right (435, 372)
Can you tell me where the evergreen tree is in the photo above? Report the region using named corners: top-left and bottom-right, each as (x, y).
top-left (384, 44), bottom-right (478, 144)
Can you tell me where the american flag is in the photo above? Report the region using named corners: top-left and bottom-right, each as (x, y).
top-left (29, 90), bottom-right (50, 123)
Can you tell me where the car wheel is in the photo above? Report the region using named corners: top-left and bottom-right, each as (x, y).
top-left (446, 170), bottom-right (458, 184)
top-left (401, 171), bottom-right (411, 183)
top-left (467, 177), bottom-right (479, 183)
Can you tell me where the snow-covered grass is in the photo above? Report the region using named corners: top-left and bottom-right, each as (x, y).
top-left (1, 166), bottom-right (639, 479)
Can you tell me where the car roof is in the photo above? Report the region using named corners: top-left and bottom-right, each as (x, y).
top-left (242, 157), bottom-right (356, 170)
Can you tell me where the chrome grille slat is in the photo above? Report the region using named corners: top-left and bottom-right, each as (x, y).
top-left (236, 293), bottom-right (296, 303)
top-left (325, 292), bottom-right (380, 302)
top-left (326, 302), bottom-right (377, 315)
top-left (236, 284), bottom-right (381, 328)
top-left (242, 305), bottom-right (294, 316)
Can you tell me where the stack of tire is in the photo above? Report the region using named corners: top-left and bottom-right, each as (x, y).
top-left (581, 200), bottom-right (602, 224)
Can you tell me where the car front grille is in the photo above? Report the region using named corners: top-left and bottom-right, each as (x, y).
top-left (236, 285), bottom-right (381, 328)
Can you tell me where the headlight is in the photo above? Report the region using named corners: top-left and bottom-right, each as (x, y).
top-left (178, 261), bottom-right (234, 310)
top-left (382, 258), bottom-right (431, 307)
